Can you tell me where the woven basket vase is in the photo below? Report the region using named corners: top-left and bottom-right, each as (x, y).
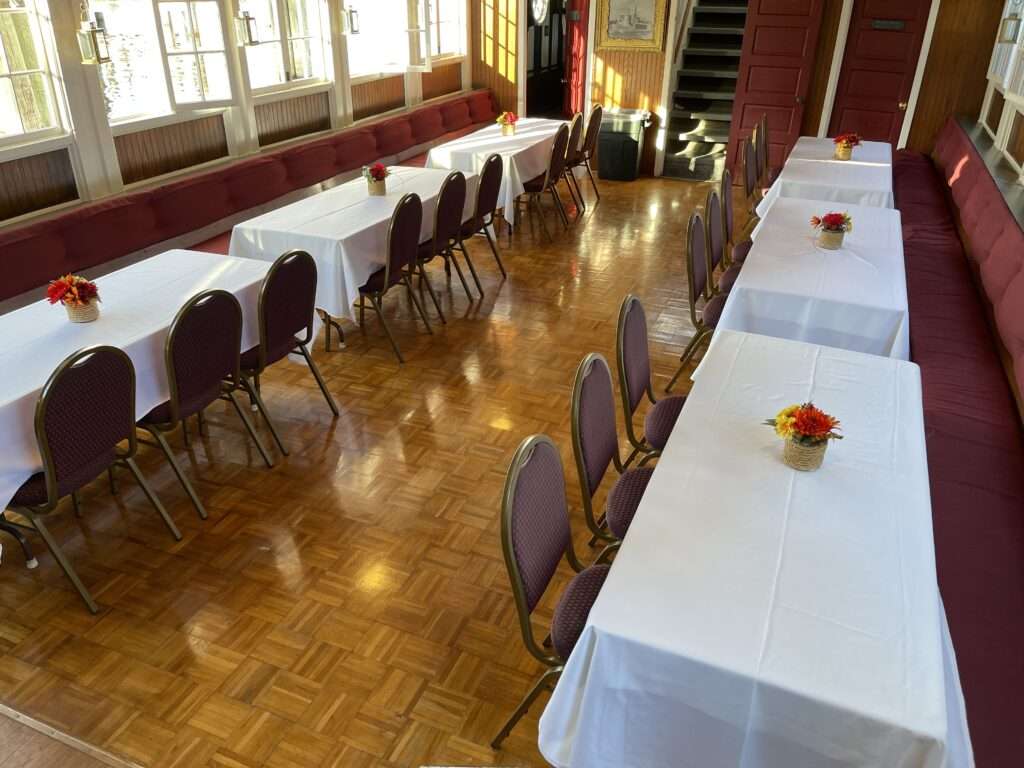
top-left (65, 302), bottom-right (100, 323)
top-left (834, 143), bottom-right (853, 161)
top-left (367, 178), bottom-right (387, 197)
top-left (783, 439), bottom-right (827, 471)
top-left (501, 123), bottom-right (516, 136)
top-left (817, 229), bottom-right (845, 250)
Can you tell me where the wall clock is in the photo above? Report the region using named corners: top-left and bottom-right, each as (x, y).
top-left (531, 0), bottom-right (550, 26)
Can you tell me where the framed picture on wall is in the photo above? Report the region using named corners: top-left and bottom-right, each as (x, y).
top-left (596, 0), bottom-right (667, 52)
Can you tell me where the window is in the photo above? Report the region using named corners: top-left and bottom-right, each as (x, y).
top-left (158, 1), bottom-right (231, 103)
top-left (344, 0), bottom-right (450, 77)
top-left (0, 0), bottom-right (59, 141)
top-left (240, 0), bottom-right (328, 91)
top-left (428, 0), bottom-right (462, 57)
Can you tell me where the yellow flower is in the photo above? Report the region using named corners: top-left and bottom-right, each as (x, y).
top-left (773, 405), bottom-right (799, 439)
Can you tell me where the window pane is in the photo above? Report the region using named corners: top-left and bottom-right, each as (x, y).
top-left (168, 53), bottom-right (202, 102)
top-left (246, 40), bottom-right (284, 88)
top-left (0, 11), bottom-right (40, 71)
top-left (161, 3), bottom-right (195, 53)
top-left (346, 0), bottom-right (404, 76)
top-left (11, 71), bottom-right (50, 130)
top-left (0, 76), bottom-right (23, 136)
top-left (95, 0), bottom-right (170, 120)
top-left (290, 37), bottom-right (324, 80)
top-left (199, 51), bottom-right (229, 99)
top-left (191, 1), bottom-right (224, 52)
top-left (239, 0), bottom-right (278, 42)
top-left (286, 0), bottom-right (315, 38)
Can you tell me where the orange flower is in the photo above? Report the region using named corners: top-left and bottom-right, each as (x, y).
top-left (792, 403), bottom-right (840, 439)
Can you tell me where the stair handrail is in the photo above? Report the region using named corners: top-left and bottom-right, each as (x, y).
top-left (672, 0), bottom-right (697, 71)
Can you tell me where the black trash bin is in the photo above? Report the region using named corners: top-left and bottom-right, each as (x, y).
top-left (597, 110), bottom-right (652, 181)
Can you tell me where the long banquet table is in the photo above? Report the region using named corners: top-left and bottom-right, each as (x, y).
top-left (758, 136), bottom-right (894, 216)
top-left (720, 196), bottom-right (910, 359)
top-left (539, 331), bottom-right (973, 768)
top-left (425, 117), bottom-right (564, 215)
top-left (228, 165), bottom-right (477, 321)
top-left (0, 250), bottom-right (268, 513)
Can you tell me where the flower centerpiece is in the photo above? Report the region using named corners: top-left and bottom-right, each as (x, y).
top-left (765, 403), bottom-right (842, 471)
top-left (363, 162), bottom-right (389, 196)
top-left (833, 132), bottom-right (861, 161)
top-left (497, 111), bottom-right (518, 136)
top-left (47, 274), bottom-right (101, 323)
top-left (810, 211), bottom-right (852, 250)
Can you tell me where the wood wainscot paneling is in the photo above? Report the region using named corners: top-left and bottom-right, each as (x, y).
top-left (0, 148), bottom-right (78, 222)
top-left (256, 90), bottom-right (331, 147)
top-left (470, 0), bottom-right (519, 112)
top-left (801, 0), bottom-right (844, 136)
top-left (423, 62), bottom-right (463, 101)
top-left (906, 0), bottom-right (1003, 152)
top-left (115, 114), bottom-right (229, 185)
top-left (351, 76), bottom-right (406, 121)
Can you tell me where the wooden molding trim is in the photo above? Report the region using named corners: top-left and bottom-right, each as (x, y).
top-left (0, 703), bottom-right (141, 768)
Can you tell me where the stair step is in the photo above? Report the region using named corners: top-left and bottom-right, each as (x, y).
top-left (675, 129), bottom-right (731, 143)
top-left (679, 67), bottom-right (737, 78)
top-left (696, 4), bottom-right (747, 12)
top-left (686, 46), bottom-right (742, 56)
top-left (672, 106), bottom-right (734, 122)
top-left (677, 88), bottom-right (736, 100)
top-left (691, 25), bottom-right (745, 34)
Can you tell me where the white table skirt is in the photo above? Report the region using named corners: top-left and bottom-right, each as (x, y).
top-left (720, 197), bottom-right (910, 359)
top-left (426, 117), bottom-right (564, 216)
top-left (758, 138), bottom-right (894, 217)
top-left (228, 166), bottom-right (477, 322)
top-left (0, 250), bottom-right (268, 512)
top-left (539, 331), bottom-right (973, 768)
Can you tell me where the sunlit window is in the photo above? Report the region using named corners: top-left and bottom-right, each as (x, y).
top-left (94, 0), bottom-right (170, 121)
top-left (240, 0), bottom-right (327, 91)
top-left (0, 0), bottom-right (59, 140)
top-left (345, 0), bottom-right (402, 78)
top-left (158, 1), bottom-right (231, 104)
top-left (429, 0), bottom-right (462, 57)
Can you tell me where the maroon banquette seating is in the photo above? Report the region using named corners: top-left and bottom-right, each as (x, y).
top-left (894, 117), bottom-right (1024, 766)
top-left (0, 89), bottom-right (498, 303)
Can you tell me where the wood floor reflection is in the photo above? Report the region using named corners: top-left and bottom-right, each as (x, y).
top-left (0, 177), bottom-right (719, 767)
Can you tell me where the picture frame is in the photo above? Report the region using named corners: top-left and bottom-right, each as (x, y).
top-left (595, 0), bottom-right (667, 52)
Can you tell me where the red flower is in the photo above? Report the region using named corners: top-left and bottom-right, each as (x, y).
top-left (791, 403), bottom-right (841, 439)
top-left (810, 211), bottom-right (852, 232)
top-left (47, 274), bottom-right (99, 307)
top-left (833, 132), bottom-right (862, 147)
top-left (366, 162), bottom-right (388, 181)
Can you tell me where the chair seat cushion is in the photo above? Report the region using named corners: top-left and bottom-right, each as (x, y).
top-left (359, 266), bottom-right (401, 294)
top-left (719, 264), bottom-right (742, 294)
top-left (644, 395), bottom-right (686, 451)
top-left (732, 239), bottom-right (752, 263)
top-left (240, 336), bottom-right (300, 372)
top-left (417, 240), bottom-right (436, 261)
top-left (461, 217), bottom-right (484, 238)
top-left (551, 563), bottom-right (611, 660)
top-left (10, 451), bottom-right (115, 508)
top-left (143, 385), bottom-right (221, 424)
top-left (522, 173), bottom-right (545, 193)
top-left (606, 466), bottom-right (654, 539)
top-left (702, 293), bottom-right (728, 329)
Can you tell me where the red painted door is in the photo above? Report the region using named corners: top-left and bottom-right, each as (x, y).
top-left (563, 0), bottom-right (590, 115)
top-left (827, 0), bottom-right (931, 142)
top-left (726, 0), bottom-right (824, 176)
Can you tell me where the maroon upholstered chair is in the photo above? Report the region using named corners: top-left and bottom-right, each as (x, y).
top-left (616, 295), bottom-right (687, 461)
top-left (516, 123), bottom-right (571, 240)
top-left (419, 170), bottom-right (484, 303)
top-left (754, 118), bottom-right (767, 187)
top-left (666, 212), bottom-right (728, 392)
top-left (743, 136), bottom-right (760, 215)
top-left (460, 152), bottom-right (507, 278)
top-left (491, 434), bottom-right (611, 749)
top-left (705, 188), bottom-right (742, 295)
top-left (240, 249), bottom-right (339, 456)
top-left (5, 346), bottom-right (181, 612)
top-left (571, 353), bottom-right (654, 546)
top-left (562, 112), bottom-right (587, 213)
top-left (361, 193), bottom-right (434, 363)
top-left (567, 104), bottom-right (603, 200)
top-left (720, 167), bottom-right (752, 266)
top-left (141, 290), bottom-right (274, 520)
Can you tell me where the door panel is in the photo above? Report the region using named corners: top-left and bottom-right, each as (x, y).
top-left (827, 0), bottom-right (932, 143)
top-left (727, 0), bottom-right (825, 175)
top-left (563, 0), bottom-right (590, 116)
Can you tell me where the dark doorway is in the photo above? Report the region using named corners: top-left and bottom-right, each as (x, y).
top-left (526, 1), bottom-right (567, 118)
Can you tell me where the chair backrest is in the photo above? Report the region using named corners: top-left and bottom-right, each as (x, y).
top-left (34, 346), bottom-right (136, 505)
top-left (501, 434), bottom-right (572, 616)
top-left (387, 192), bottom-right (423, 283)
top-left (474, 153), bottom-right (504, 226)
top-left (257, 249), bottom-right (318, 370)
top-left (164, 289), bottom-right (243, 422)
top-left (687, 212), bottom-right (709, 314)
top-left (545, 123), bottom-right (571, 186)
top-left (432, 172), bottom-right (466, 252)
top-left (742, 138), bottom-right (758, 202)
top-left (566, 112), bottom-right (584, 165)
top-left (720, 167), bottom-right (735, 245)
top-left (754, 118), bottom-right (767, 183)
top-left (759, 113), bottom-right (769, 178)
top-left (582, 104), bottom-right (603, 158)
top-left (705, 188), bottom-right (725, 273)
top-left (571, 353), bottom-right (620, 505)
top-left (617, 294), bottom-right (652, 417)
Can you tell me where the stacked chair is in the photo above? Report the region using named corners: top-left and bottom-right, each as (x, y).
top-left (567, 104), bottom-right (603, 201)
top-left (461, 152), bottom-right (507, 279)
top-left (515, 123), bottom-right (572, 240)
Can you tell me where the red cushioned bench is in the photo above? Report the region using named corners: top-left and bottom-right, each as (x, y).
top-left (893, 117), bottom-right (1024, 767)
top-left (0, 89), bottom-right (498, 305)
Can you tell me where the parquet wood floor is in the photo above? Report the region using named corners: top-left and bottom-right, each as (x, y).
top-left (0, 177), bottom-right (735, 767)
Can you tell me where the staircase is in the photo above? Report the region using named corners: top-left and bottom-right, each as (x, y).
top-left (663, 0), bottom-right (747, 181)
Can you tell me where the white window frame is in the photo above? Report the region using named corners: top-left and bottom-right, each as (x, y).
top-left (426, 0), bottom-right (464, 59)
top-left (242, 0), bottom-right (331, 97)
top-left (0, 0), bottom-right (66, 151)
top-left (153, 0), bottom-right (234, 110)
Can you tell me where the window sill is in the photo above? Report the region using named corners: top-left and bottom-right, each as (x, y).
top-left (0, 131), bottom-right (72, 163)
top-left (251, 80), bottom-right (333, 105)
top-left (109, 108), bottom-right (230, 138)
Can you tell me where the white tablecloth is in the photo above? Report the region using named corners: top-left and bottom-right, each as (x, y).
top-left (0, 250), bottom-right (268, 512)
top-left (539, 331), bottom-right (973, 768)
top-left (228, 166), bottom-right (477, 321)
top-left (758, 137), bottom-right (894, 217)
top-left (425, 117), bottom-right (564, 215)
top-left (721, 197), bottom-right (910, 359)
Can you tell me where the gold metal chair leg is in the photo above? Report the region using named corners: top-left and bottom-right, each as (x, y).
top-left (417, 263), bottom-right (447, 324)
top-left (297, 344), bottom-right (340, 417)
top-left (26, 511), bottom-right (98, 614)
top-left (122, 457), bottom-right (181, 541)
top-left (584, 159), bottom-right (600, 200)
top-left (370, 294), bottom-right (404, 364)
top-left (456, 242), bottom-right (484, 296)
top-left (666, 329), bottom-right (713, 393)
top-left (491, 667), bottom-right (562, 749)
top-left (445, 250), bottom-right (475, 302)
top-left (483, 226), bottom-right (507, 278)
top-left (144, 426), bottom-right (209, 520)
top-left (402, 275), bottom-right (433, 333)
top-left (71, 491), bottom-right (82, 518)
top-left (225, 390), bottom-right (275, 468)
top-left (240, 376), bottom-right (290, 454)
